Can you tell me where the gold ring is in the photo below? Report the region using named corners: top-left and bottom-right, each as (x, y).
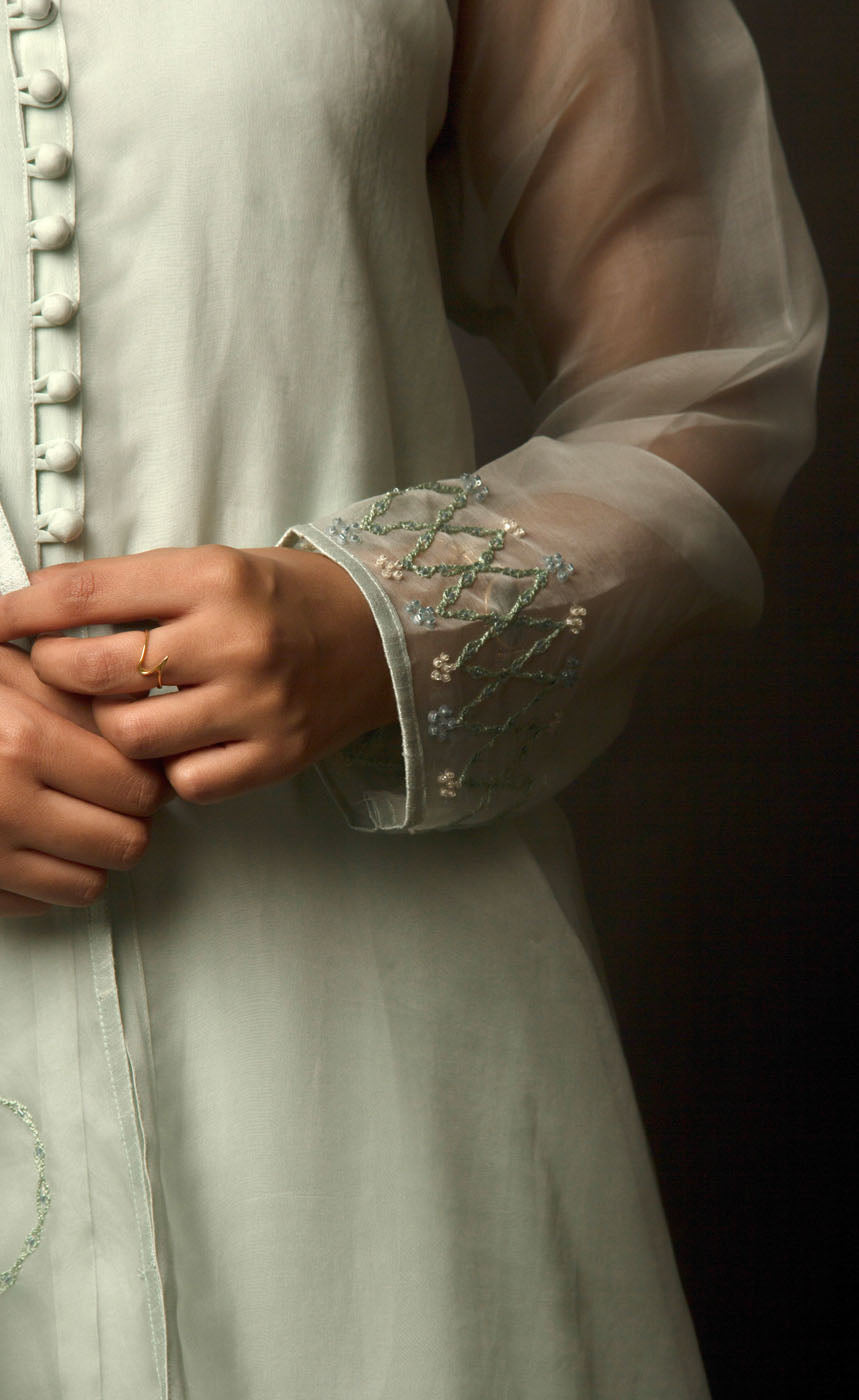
top-left (137, 628), bottom-right (169, 690)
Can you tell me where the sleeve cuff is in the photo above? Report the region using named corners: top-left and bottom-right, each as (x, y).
top-left (278, 522), bottom-right (424, 832)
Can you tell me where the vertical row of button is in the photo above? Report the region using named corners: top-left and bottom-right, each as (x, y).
top-left (7, 0), bottom-right (84, 549)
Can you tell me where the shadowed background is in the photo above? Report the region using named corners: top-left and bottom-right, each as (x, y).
top-left (452, 3), bottom-right (855, 1391)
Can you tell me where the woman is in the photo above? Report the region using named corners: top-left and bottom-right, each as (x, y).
top-left (0, 0), bottom-right (825, 1396)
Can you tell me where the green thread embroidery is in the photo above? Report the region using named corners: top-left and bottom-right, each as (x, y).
top-left (335, 476), bottom-right (586, 820)
top-left (0, 1099), bottom-right (51, 1294)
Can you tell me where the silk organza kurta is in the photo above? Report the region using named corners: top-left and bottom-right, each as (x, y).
top-left (0, 1), bottom-right (824, 1397)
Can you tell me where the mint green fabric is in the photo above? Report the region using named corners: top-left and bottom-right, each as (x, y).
top-left (1, 2), bottom-right (822, 1396)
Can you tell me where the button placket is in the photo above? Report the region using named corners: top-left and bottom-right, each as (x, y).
top-left (7, 0), bottom-right (83, 563)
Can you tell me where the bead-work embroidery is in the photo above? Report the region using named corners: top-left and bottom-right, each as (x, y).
top-left (329, 476), bottom-right (587, 820)
top-left (0, 1098), bottom-right (51, 1293)
top-left (543, 553), bottom-right (575, 581)
top-left (566, 605), bottom-right (587, 633)
top-left (374, 553), bottom-right (404, 581)
top-left (430, 651), bottom-right (455, 683)
top-left (327, 517), bottom-right (362, 545)
top-left (427, 704), bottom-right (458, 740)
top-left (405, 599), bottom-right (437, 628)
top-left (438, 769), bottom-right (461, 799)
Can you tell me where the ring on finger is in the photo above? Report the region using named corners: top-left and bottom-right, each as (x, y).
top-left (137, 629), bottom-right (170, 690)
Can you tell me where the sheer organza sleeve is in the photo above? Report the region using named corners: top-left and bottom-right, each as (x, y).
top-left (283, 0), bottom-right (826, 833)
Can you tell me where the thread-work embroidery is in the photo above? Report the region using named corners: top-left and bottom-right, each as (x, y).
top-left (0, 1098), bottom-right (51, 1294)
top-left (334, 475), bottom-right (587, 821)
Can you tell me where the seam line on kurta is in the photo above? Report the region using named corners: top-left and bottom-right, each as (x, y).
top-left (88, 908), bottom-right (169, 1399)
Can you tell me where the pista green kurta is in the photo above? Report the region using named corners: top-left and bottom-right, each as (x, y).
top-left (1, 1), bottom-right (824, 1396)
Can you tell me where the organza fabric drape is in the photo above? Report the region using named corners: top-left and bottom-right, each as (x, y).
top-left (0, 2), bottom-right (824, 1396)
top-left (300, 0), bottom-right (825, 832)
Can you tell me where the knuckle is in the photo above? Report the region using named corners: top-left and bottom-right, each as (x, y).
top-left (0, 704), bottom-right (39, 763)
top-left (169, 762), bottom-right (216, 806)
top-left (110, 708), bottom-right (152, 759)
top-left (201, 544), bottom-right (247, 596)
top-left (72, 868), bottom-right (107, 906)
top-left (76, 644), bottom-right (120, 692)
top-left (128, 768), bottom-right (166, 817)
top-left (61, 565), bottom-right (100, 612)
top-left (111, 819), bottom-right (150, 870)
top-left (235, 619), bottom-right (274, 675)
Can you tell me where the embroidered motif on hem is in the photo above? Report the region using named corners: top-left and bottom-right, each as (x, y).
top-left (0, 1098), bottom-right (51, 1293)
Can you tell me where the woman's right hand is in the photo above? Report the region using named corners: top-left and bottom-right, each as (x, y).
top-left (0, 643), bottom-right (170, 918)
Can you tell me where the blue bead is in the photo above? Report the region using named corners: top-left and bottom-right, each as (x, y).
top-left (461, 472), bottom-right (489, 502)
top-left (405, 600), bottom-right (436, 628)
top-left (327, 517), bottom-right (362, 545)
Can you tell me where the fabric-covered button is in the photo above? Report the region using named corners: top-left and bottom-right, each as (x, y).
top-left (36, 293), bottom-right (78, 326)
top-left (27, 143), bottom-right (71, 178)
top-left (36, 439), bottom-right (80, 473)
top-left (7, 0), bottom-right (57, 25)
top-left (34, 370), bottom-right (80, 403)
top-left (36, 508), bottom-right (84, 544)
top-left (28, 214), bottom-right (73, 250)
top-left (23, 69), bottom-right (65, 105)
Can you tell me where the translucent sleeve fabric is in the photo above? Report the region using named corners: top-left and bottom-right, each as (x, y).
top-left (283, 0), bottom-right (827, 834)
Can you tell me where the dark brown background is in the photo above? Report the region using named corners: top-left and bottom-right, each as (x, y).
top-left (453, 4), bottom-right (855, 1391)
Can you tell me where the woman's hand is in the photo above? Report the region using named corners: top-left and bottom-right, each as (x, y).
top-left (0, 643), bottom-right (170, 918)
top-left (0, 546), bottom-right (396, 805)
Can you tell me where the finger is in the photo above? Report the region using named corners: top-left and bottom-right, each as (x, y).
top-left (1, 640), bottom-right (99, 730)
top-left (166, 739), bottom-right (274, 805)
top-left (31, 620), bottom-right (204, 696)
top-left (29, 790), bottom-right (150, 872)
top-left (0, 851), bottom-right (106, 908)
top-left (0, 890), bottom-right (53, 918)
top-left (0, 546), bottom-right (229, 641)
top-left (92, 685), bottom-right (237, 760)
top-left (29, 708), bottom-right (170, 816)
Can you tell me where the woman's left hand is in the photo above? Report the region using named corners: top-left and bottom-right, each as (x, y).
top-left (0, 547), bottom-right (396, 804)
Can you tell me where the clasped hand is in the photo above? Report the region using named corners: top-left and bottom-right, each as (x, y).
top-left (0, 546), bottom-right (395, 916)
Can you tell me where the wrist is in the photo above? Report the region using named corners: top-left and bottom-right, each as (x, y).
top-left (300, 550), bottom-right (398, 736)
